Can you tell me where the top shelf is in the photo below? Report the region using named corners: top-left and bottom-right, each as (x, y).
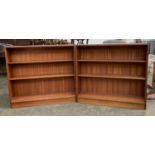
top-left (8, 60), bottom-right (74, 64)
top-left (5, 45), bottom-right (74, 49)
top-left (8, 60), bottom-right (146, 64)
top-left (78, 60), bottom-right (146, 63)
top-left (77, 43), bottom-right (148, 47)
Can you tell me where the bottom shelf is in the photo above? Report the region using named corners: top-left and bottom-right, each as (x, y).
top-left (11, 94), bottom-right (75, 108)
top-left (78, 94), bottom-right (145, 109)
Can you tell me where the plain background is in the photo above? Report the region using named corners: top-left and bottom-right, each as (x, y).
top-left (0, 0), bottom-right (155, 155)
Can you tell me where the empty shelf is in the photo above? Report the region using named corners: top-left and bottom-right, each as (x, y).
top-left (10, 74), bottom-right (74, 80)
top-left (78, 60), bottom-right (146, 63)
top-left (12, 94), bottom-right (75, 103)
top-left (8, 60), bottom-right (74, 64)
top-left (78, 94), bottom-right (145, 104)
top-left (78, 74), bottom-right (145, 80)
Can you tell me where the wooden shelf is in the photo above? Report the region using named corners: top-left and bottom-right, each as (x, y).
top-left (8, 60), bottom-right (74, 64)
top-left (6, 45), bottom-right (74, 49)
top-left (77, 43), bottom-right (148, 47)
top-left (10, 74), bottom-right (74, 81)
top-left (12, 93), bottom-right (75, 103)
top-left (78, 94), bottom-right (145, 104)
top-left (78, 74), bottom-right (145, 80)
top-left (78, 60), bottom-right (146, 63)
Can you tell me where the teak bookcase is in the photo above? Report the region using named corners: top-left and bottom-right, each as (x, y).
top-left (5, 45), bottom-right (76, 108)
top-left (5, 44), bottom-right (148, 109)
top-left (77, 44), bottom-right (148, 109)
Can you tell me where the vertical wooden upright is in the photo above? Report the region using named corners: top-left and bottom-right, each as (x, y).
top-left (73, 45), bottom-right (78, 102)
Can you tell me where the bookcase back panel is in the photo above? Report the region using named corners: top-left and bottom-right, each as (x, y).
top-left (78, 46), bottom-right (147, 60)
top-left (79, 62), bottom-right (145, 77)
top-left (10, 62), bottom-right (74, 78)
top-left (8, 47), bottom-right (73, 62)
top-left (79, 78), bottom-right (145, 98)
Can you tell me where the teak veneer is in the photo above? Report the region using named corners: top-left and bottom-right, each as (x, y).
top-left (5, 44), bottom-right (148, 109)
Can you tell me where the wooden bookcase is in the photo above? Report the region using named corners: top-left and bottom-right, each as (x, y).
top-left (5, 45), bottom-right (76, 108)
top-left (5, 44), bottom-right (148, 109)
top-left (77, 44), bottom-right (148, 109)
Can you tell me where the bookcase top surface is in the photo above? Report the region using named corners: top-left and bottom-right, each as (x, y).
top-left (77, 43), bottom-right (148, 47)
top-left (5, 44), bottom-right (74, 49)
top-left (4, 43), bottom-right (148, 49)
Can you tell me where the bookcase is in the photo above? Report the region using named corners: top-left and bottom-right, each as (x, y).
top-left (77, 44), bottom-right (148, 109)
top-left (5, 45), bottom-right (76, 108)
top-left (5, 44), bottom-right (148, 109)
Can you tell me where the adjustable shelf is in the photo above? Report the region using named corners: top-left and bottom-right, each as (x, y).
top-left (10, 74), bottom-right (74, 81)
top-left (78, 74), bottom-right (146, 80)
top-left (78, 60), bottom-right (146, 63)
top-left (8, 60), bottom-right (74, 64)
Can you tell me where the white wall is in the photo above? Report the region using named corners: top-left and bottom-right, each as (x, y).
top-left (68, 39), bottom-right (136, 44)
top-left (89, 39), bottom-right (106, 44)
top-left (89, 39), bottom-right (136, 44)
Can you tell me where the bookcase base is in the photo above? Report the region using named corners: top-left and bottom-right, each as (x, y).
top-left (11, 98), bottom-right (75, 108)
top-left (78, 98), bottom-right (146, 110)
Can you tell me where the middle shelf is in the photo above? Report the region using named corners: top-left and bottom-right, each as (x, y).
top-left (8, 60), bottom-right (74, 64)
top-left (10, 74), bottom-right (74, 81)
top-left (78, 74), bottom-right (145, 80)
top-left (78, 60), bottom-right (146, 63)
